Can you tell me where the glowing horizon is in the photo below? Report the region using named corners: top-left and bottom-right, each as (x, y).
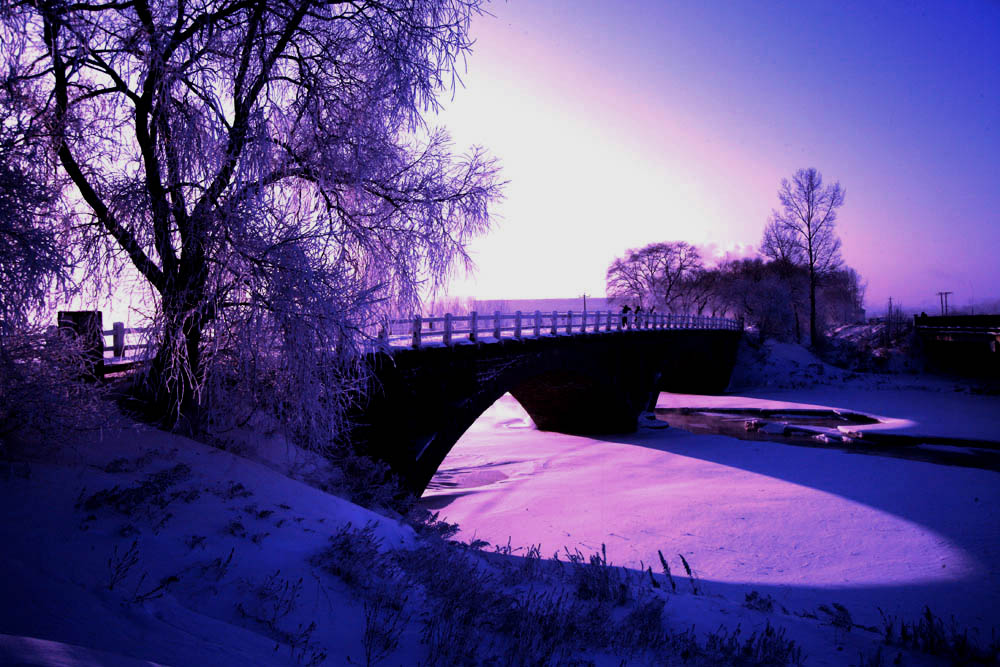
top-left (436, 1), bottom-right (1000, 312)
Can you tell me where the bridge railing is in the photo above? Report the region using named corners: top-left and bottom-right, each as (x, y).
top-left (914, 314), bottom-right (1000, 335)
top-left (378, 311), bottom-right (742, 349)
top-left (50, 311), bottom-right (155, 376)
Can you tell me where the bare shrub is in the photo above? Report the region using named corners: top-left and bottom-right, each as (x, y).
top-left (0, 332), bottom-right (108, 452)
top-left (236, 570), bottom-right (327, 665)
top-left (879, 606), bottom-right (999, 663)
top-left (678, 552), bottom-right (701, 595)
top-left (237, 570), bottom-right (303, 633)
top-left (79, 463), bottom-right (193, 527)
top-left (744, 590), bottom-right (775, 613)
top-left (313, 521), bottom-right (395, 591)
top-left (106, 539), bottom-right (139, 591)
top-left (657, 549), bottom-right (677, 593)
top-left (362, 585), bottom-right (410, 667)
top-left (564, 544), bottom-right (631, 606)
top-left (704, 622), bottom-right (805, 666)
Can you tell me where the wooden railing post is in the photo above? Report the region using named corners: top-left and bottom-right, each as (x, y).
top-left (412, 315), bottom-right (422, 348)
top-left (493, 310), bottom-right (502, 339)
top-left (551, 310), bottom-right (558, 336)
top-left (566, 310), bottom-right (573, 334)
top-left (112, 321), bottom-right (125, 357)
top-left (57, 310), bottom-right (104, 378)
top-left (514, 310), bottom-right (522, 339)
top-left (469, 311), bottom-right (478, 342)
top-left (443, 313), bottom-right (453, 346)
top-left (582, 308), bottom-right (588, 333)
top-left (534, 310), bottom-right (541, 337)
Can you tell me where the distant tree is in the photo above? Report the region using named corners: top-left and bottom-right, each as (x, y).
top-left (606, 242), bottom-right (702, 311)
top-left (761, 219), bottom-right (803, 265)
top-left (606, 247), bottom-right (660, 308)
top-left (1, 0), bottom-right (502, 435)
top-left (769, 168), bottom-right (845, 347)
top-left (818, 267), bottom-right (867, 327)
top-left (712, 258), bottom-right (798, 340)
top-left (760, 221), bottom-right (807, 341)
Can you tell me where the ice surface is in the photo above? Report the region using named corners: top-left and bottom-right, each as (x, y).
top-left (424, 372), bottom-right (1000, 642)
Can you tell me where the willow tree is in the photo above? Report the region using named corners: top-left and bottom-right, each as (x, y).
top-left (0, 0), bottom-right (502, 436)
top-left (769, 168), bottom-right (844, 348)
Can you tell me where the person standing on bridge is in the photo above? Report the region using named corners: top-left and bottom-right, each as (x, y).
top-left (621, 304), bottom-right (631, 328)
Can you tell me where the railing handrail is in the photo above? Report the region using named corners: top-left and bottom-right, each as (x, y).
top-left (79, 310), bottom-right (744, 359)
top-left (377, 310), bottom-right (743, 349)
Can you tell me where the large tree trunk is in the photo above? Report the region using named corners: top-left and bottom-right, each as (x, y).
top-left (809, 269), bottom-right (818, 348)
top-left (144, 268), bottom-right (208, 431)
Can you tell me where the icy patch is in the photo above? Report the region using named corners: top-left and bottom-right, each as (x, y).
top-left (425, 392), bottom-right (1000, 631)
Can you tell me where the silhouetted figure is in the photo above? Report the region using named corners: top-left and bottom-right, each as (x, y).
top-left (621, 304), bottom-right (631, 328)
top-left (635, 304), bottom-right (643, 328)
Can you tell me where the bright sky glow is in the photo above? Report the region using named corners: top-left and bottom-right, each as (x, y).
top-left (437, 1), bottom-right (1000, 312)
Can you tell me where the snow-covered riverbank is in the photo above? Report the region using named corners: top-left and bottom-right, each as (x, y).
top-left (421, 345), bottom-right (1000, 662)
top-left (2, 341), bottom-right (997, 665)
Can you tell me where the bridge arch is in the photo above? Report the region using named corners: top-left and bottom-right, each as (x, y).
top-left (348, 328), bottom-right (741, 494)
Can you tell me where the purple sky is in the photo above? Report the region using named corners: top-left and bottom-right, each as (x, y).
top-left (438, 1), bottom-right (1000, 313)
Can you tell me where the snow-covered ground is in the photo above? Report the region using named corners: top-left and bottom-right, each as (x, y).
top-left (0, 426), bottom-right (416, 666)
top-left (1, 340), bottom-right (997, 665)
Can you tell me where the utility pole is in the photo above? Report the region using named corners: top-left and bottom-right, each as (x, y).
top-left (937, 291), bottom-right (953, 316)
top-left (887, 296), bottom-right (893, 340)
top-left (580, 293), bottom-right (588, 312)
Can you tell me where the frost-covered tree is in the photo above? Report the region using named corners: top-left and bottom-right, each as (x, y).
top-left (769, 168), bottom-right (844, 347)
top-left (0, 82), bottom-right (71, 341)
top-left (0, 0), bottom-right (502, 434)
top-left (0, 154), bottom-right (66, 339)
top-left (606, 242), bottom-right (702, 311)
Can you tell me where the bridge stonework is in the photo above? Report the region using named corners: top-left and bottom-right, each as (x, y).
top-left (348, 328), bottom-right (741, 494)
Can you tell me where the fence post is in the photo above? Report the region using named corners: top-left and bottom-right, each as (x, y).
top-left (469, 311), bottom-right (478, 342)
top-left (566, 310), bottom-right (573, 334)
top-left (57, 310), bottom-right (104, 378)
top-left (412, 315), bottom-right (422, 348)
top-left (515, 310), bottom-right (522, 339)
top-left (582, 308), bottom-right (588, 333)
top-left (551, 310), bottom-right (558, 336)
top-left (443, 313), bottom-right (453, 346)
top-left (534, 310), bottom-right (541, 337)
top-left (112, 321), bottom-right (125, 357)
top-left (493, 310), bottom-right (502, 339)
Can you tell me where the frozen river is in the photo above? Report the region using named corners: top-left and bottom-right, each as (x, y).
top-left (420, 385), bottom-right (1000, 637)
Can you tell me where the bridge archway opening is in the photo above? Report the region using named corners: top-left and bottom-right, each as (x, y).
top-left (509, 369), bottom-right (644, 434)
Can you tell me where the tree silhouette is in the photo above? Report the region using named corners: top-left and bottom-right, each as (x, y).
top-left (1, 0), bottom-right (502, 433)
top-left (769, 168), bottom-right (844, 347)
top-left (606, 242), bottom-right (702, 311)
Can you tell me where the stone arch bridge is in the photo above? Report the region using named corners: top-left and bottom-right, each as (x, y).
top-left (349, 311), bottom-right (742, 494)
